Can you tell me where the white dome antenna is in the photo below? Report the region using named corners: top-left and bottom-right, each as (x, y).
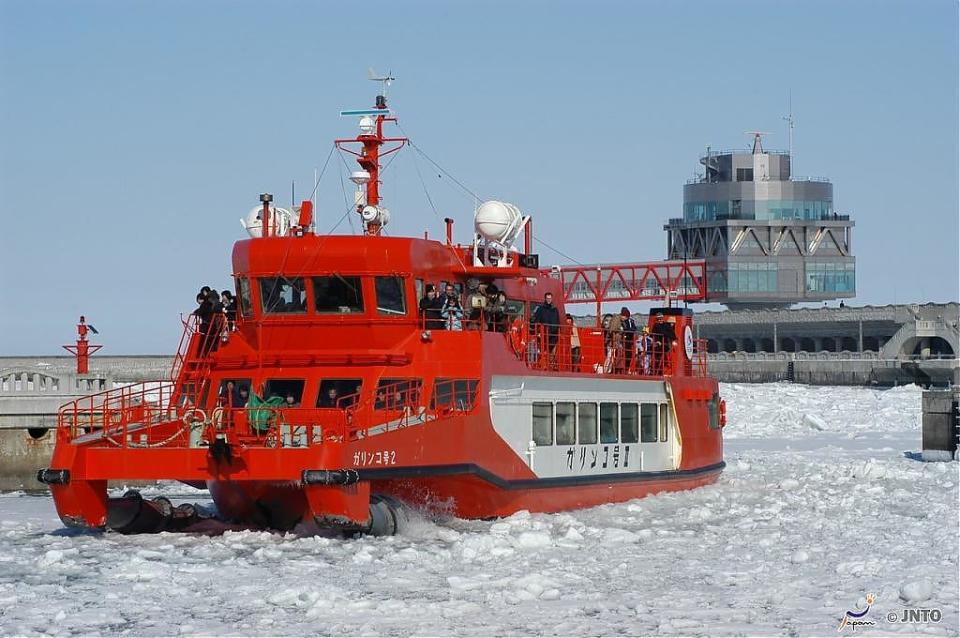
top-left (472, 200), bottom-right (529, 267)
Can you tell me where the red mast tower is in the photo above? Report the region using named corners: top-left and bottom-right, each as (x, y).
top-left (62, 316), bottom-right (102, 374)
top-left (335, 71), bottom-right (407, 236)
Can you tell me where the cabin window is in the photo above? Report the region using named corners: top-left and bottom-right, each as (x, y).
top-left (260, 277), bottom-right (307, 314)
top-left (431, 378), bottom-right (479, 412)
top-left (659, 404), bottom-right (670, 441)
top-left (641, 403), bottom-right (658, 442)
top-left (217, 378), bottom-right (251, 406)
top-left (312, 276), bottom-right (363, 314)
top-left (600, 402), bottom-right (618, 443)
top-left (415, 279), bottom-right (424, 304)
top-left (532, 402), bottom-right (553, 446)
top-left (236, 278), bottom-right (253, 318)
top-left (317, 379), bottom-right (362, 408)
top-left (620, 402), bottom-right (639, 443)
top-left (556, 402), bottom-right (576, 445)
top-left (375, 378), bottom-right (423, 410)
top-left (578, 402), bottom-right (598, 444)
top-left (375, 276), bottom-right (407, 316)
top-left (263, 379), bottom-right (305, 406)
top-left (504, 299), bottom-right (526, 322)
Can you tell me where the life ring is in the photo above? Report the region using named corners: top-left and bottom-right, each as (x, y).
top-left (509, 319), bottom-right (527, 356)
top-left (719, 398), bottom-right (727, 427)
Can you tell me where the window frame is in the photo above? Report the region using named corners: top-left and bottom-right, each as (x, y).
top-left (555, 401), bottom-right (576, 446)
top-left (236, 277), bottom-right (253, 318)
top-left (532, 401), bottom-right (554, 446)
top-left (599, 402), bottom-right (619, 444)
top-left (620, 402), bottom-right (639, 444)
top-left (312, 275), bottom-right (364, 315)
top-left (259, 276), bottom-right (307, 315)
top-left (640, 403), bottom-right (658, 442)
top-left (577, 402), bottom-right (598, 444)
top-left (374, 276), bottom-right (408, 317)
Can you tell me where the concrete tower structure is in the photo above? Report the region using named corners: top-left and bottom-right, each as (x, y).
top-left (665, 134), bottom-right (855, 308)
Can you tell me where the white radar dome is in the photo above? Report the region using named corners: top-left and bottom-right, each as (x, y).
top-left (474, 200), bottom-right (523, 244)
top-left (241, 205), bottom-right (293, 238)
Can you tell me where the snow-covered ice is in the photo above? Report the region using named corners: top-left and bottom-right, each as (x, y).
top-left (0, 383), bottom-right (957, 636)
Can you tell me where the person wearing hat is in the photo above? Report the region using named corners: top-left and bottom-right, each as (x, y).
top-left (419, 284), bottom-right (445, 330)
top-left (651, 312), bottom-right (677, 373)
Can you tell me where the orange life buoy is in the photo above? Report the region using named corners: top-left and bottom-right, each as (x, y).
top-left (719, 398), bottom-right (727, 427)
top-left (509, 319), bottom-right (527, 356)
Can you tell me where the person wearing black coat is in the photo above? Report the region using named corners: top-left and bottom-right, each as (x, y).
top-left (222, 290), bottom-right (238, 330)
top-left (531, 292), bottom-right (561, 368)
top-left (418, 284), bottom-right (445, 330)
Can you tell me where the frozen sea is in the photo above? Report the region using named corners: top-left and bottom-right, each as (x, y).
top-left (0, 383), bottom-right (957, 637)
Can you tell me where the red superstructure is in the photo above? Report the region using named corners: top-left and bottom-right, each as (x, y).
top-left (41, 84), bottom-right (725, 535)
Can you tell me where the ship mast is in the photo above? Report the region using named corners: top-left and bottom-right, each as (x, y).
top-left (335, 71), bottom-right (407, 236)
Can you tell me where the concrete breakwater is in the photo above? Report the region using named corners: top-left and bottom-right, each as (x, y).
top-left (0, 356), bottom-right (171, 491)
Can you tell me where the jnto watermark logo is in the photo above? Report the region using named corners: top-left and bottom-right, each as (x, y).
top-left (837, 593), bottom-right (876, 632)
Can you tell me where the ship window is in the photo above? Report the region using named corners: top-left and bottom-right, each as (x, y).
top-left (532, 402), bottom-right (553, 446)
top-left (659, 404), bottom-right (670, 441)
top-left (736, 168), bottom-right (754, 182)
top-left (620, 402), bottom-right (639, 443)
top-left (577, 403), bottom-right (598, 444)
top-left (504, 299), bottom-right (526, 322)
top-left (600, 402), bottom-right (618, 443)
top-left (216, 378), bottom-right (251, 406)
top-left (556, 402), bottom-right (576, 445)
top-left (641, 403), bottom-right (658, 442)
top-left (263, 379), bottom-right (305, 405)
top-left (236, 277), bottom-right (253, 318)
top-left (260, 277), bottom-right (306, 314)
top-left (317, 379), bottom-right (362, 408)
top-left (375, 276), bottom-right (407, 316)
top-left (375, 378), bottom-right (423, 410)
top-left (312, 276), bottom-right (363, 314)
top-left (431, 378), bottom-right (478, 412)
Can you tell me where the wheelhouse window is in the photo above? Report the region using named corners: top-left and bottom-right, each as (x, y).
top-left (317, 379), bottom-right (362, 408)
top-left (236, 278), bottom-right (253, 318)
top-left (217, 378), bottom-right (251, 407)
top-left (375, 276), bottom-right (407, 316)
top-left (431, 378), bottom-right (479, 412)
top-left (620, 403), bottom-right (639, 444)
top-left (600, 402), bottom-right (618, 443)
top-left (263, 379), bottom-right (306, 406)
top-left (313, 276), bottom-right (363, 314)
top-left (641, 403), bottom-right (658, 442)
top-left (375, 378), bottom-right (423, 410)
top-left (532, 402), bottom-right (553, 446)
top-left (260, 277), bottom-right (306, 314)
top-left (578, 402), bottom-right (598, 444)
top-left (556, 402), bottom-right (576, 445)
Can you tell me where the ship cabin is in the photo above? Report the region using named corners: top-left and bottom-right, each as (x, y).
top-left (179, 227), bottom-right (704, 443)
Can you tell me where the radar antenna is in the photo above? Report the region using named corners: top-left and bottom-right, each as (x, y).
top-left (744, 131), bottom-right (770, 154)
top-left (368, 67), bottom-right (395, 101)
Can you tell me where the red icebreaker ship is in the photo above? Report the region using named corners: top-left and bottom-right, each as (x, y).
top-left (41, 84), bottom-right (725, 535)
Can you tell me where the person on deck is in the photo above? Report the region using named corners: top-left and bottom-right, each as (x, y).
top-left (531, 293), bottom-right (561, 369)
top-left (193, 292), bottom-right (214, 356)
top-left (566, 314), bottom-right (581, 371)
top-left (638, 326), bottom-right (654, 375)
top-left (222, 290), bottom-right (237, 331)
top-left (651, 313), bottom-right (677, 373)
top-left (419, 284), bottom-right (445, 330)
top-left (604, 311), bottom-right (624, 373)
top-left (441, 284), bottom-right (464, 331)
top-left (319, 386), bottom-right (339, 408)
top-left (619, 307), bottom-right (637, 373)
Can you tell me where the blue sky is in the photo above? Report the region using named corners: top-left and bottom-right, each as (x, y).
top-left (1, 0), bottom-right (957, 354)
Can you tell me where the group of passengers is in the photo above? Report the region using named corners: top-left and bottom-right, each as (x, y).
top-left (193, 286), bottom-right (238, 355)
top-left (418, 279), bottom-right (508, 332)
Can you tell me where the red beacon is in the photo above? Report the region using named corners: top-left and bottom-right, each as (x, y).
top-left (42, 80), bottom-right (726, 535)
